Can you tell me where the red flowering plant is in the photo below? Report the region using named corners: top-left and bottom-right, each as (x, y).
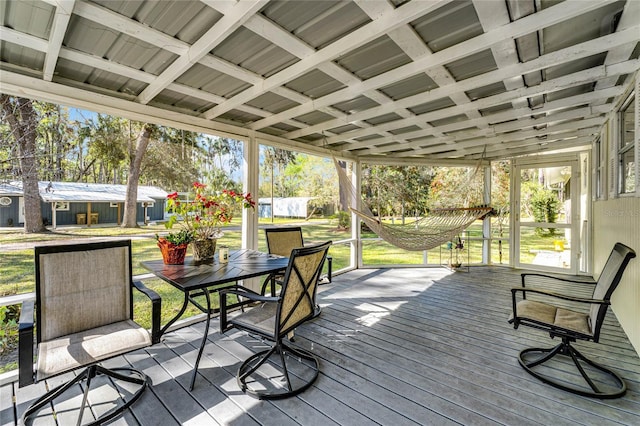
top-left (164, 182), bottom-right (255, 242)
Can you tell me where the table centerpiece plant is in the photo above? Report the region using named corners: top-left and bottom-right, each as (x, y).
top-left (155, 229), bottom-right (193, 265)
top-left (163, 182), bottom-right (255, 262)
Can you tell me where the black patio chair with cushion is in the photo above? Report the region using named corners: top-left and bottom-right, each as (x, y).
top-left (262, 227), bottom-right (331, 318)
top-left (219, 241), bottom-right (331, 399)
top-left (19, 240), bottom-right (161, 425)
top-left (509, 242), bottom-right (636, 398)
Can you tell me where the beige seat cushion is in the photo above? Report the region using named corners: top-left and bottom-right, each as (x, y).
top-left (515, 300), bottom-right (592, 337)
top-left (231, 303), bottom-right (277, 337)
top-left (37, 319), bottom-right (151, 381)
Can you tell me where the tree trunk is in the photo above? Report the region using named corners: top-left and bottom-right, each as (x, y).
top-left (1, 95), bottom-right (45, 233)
top-left (121, 124), bottom-right (153, 228)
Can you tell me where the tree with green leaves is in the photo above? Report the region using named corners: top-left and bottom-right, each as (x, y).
top-left (361, 164), bottom-right (394, 217)
top-left (361, 164), bottom-right (434, 221)
top-left (86, 114), bottom-right (129, 183)
top-left (141, 127), bottom-right (200, 191)
top-left (200, 136), bottom-right (242, 191)
top-left (1, 95), bottom-right (45, 232)
top-left (35, 103), bottom-right (74, 182)
top-left (121, 123), bottom-right (155, 228)
top-left (429, 166), bottom-right (484, 209)
top-left (530, 187), bottom-right (560, 236)
top-left (261, 146), bottom-right (297, 221)
top-left (284, 154), bottom-right (338, 218)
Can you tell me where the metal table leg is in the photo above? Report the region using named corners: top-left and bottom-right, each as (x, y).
top-left (190, 288), bottom-right (211, 390)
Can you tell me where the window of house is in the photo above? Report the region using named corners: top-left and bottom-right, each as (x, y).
top-left (594, 135), bottom-right (604, 199)
top-left (54, 201), bottom-right (70, 211)
top-left (618, 93), bottom-right (636, 194)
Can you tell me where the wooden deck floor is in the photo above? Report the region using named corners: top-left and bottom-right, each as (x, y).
top-left (2, 267), bottom-right (639, 425)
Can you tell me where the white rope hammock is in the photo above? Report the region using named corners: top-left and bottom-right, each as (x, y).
top-left (334, 157), bottom-right (492, 251)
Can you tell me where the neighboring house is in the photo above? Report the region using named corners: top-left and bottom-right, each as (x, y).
top-left (258, 197), bottom-right (313, 219)
top-left (258, 197), bottom-right (334, 218)
top-left (0, 181), bottom-right (167, 228)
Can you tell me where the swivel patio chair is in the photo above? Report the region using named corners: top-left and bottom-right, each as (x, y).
top-left (19, 240), bottom-right (161, 425)
top-left (262, 227), bottom-right (331, 317)
top-left (220, 241), bottom-right (331, 399)
top-left (261, 226), bottom-right (305, 296)
top-left (509, 242), bottom-right (636, 398)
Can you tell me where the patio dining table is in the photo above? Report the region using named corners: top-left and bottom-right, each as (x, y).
top-left (141, 249), bottom-right (289, 390)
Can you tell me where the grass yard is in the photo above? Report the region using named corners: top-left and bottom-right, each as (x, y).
top-left (0, 214), bottom-right (571, 373)
top-left (0, 218), bottom-right (352, 373)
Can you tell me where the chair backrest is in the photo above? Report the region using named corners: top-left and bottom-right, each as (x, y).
top-left (590, 242), bottom-right (636, 341)
top-left (35, 240), bottom-right (133, 343)
top-left (277, 241), bottom-right (331, 336)
top-left (265, 227), bottom-right (304, 257)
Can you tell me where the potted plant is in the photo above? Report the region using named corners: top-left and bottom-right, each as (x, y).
top-left (164, 182), bottom-right (255, 261)
top-left (156, 229), bottom-right (193, 265)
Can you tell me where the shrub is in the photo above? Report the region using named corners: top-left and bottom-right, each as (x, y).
top-left (0, 305), bottom-right (19, 357)
top-left (336, 211), bottom-right (350, 229)
top-left (530, 188), bottom-right (559, 236)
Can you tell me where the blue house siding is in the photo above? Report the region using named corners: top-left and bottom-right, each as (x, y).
top-left (0, 196), bottom-right (20, 226)
top-left (145, 200), bottom-right (165, 221)
top-left (43, 202), bottom-right (166, 225)
top-left (36, 201), bottom-right (167, 226)
top-left (41, 202), bottom-right (112, 225)
top-left (1, 183), bottom-right (167, 227)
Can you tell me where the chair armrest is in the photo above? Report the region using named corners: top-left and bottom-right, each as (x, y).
top-left (511, 286), bottom-right (608, 309)
top-left (133, 280), bottom-right (162, 344)
top-left (219, 286), bottom-right (280, 333)
top-left (18, 300), bottom-right (35, 387)
top-left (220, 287), bottom-right (279, 303)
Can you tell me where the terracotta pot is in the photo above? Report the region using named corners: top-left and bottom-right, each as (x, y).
top-left (157, 238), bottom-right (189, 265)
top-left (192, 238), bottom-right (217, 261)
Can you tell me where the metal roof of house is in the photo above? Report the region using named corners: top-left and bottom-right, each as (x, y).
top-left (1, 0), bottom-right (638, 163)
top-left (0, 181), bottom-right (167, 203)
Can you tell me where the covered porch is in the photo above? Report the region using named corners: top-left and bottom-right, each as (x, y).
top-left (3, 266), bottom-right (638, 425)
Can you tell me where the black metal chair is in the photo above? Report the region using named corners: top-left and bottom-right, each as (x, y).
top-left (220, 241), bottom-right (331, 399)
top-left (262, 227), bottom-right (331, 318)
top-left (19, 240), bottom-right (161, 425)
top-left (261, 226), bottom-right (305, 297)
top-left (509, 242), bottom-right (636, 398)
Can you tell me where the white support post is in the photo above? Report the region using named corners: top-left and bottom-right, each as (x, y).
top-left (242, 133), bottom-right (259, 251)
top-left (241, 133), bottom-right (261, 292)
top-left (51, 203), bottom-right (56, 229)
top-left (483, 165), bottom-right (491, 264)
top-left (351, 161), bottom-right (361, 269)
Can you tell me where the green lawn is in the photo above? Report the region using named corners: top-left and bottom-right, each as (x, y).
top-left (0, 215), bottom-right (569, 372)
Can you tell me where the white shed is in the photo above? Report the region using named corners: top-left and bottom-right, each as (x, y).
top-left (258, 197), bottom-right (314, 218)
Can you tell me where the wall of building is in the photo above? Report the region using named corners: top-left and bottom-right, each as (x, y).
top-left (593, 71), bottom-right (639, 354)
top-left (0, 196), bottom-right (20, 226)
top-left (593, 198), bottom-right (640, 354)
top-left (1, 199), bottom-right (166, 227)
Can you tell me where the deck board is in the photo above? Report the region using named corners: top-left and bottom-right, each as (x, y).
top-left (4, 266), bottom-right (640, 425)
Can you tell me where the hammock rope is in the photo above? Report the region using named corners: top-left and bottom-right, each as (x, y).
top-left (350, 206), bottom-right (492, 251)
top-left (334, 157), bottom-right (493, 251)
